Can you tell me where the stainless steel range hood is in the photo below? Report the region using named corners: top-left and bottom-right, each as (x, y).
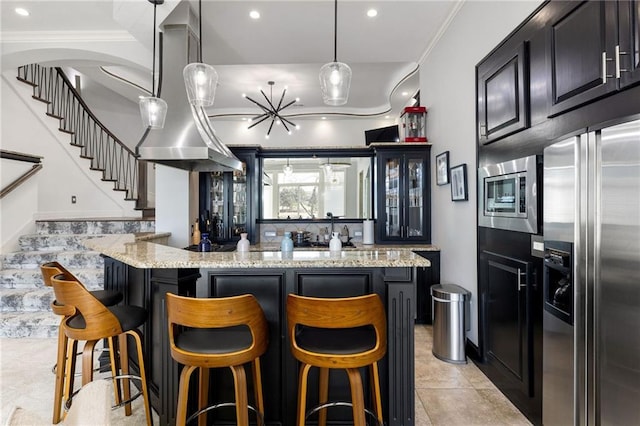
top-left (137, 24), bottom-right (242, 172)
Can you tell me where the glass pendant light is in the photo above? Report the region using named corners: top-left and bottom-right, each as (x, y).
top-left (139, 0), bottom-right (167, 129)
top-left (139, 96), bottom-right (167, 129)
top-left (283, 158), bottom-right (293, 176)
top-left (319, 0), bottom-right (352, 106)
top-left (184, 0), bottom-right (218, 107)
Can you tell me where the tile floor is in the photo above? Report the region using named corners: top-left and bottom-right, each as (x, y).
top-left (0, 325), bottom-right (531, 425)
top-left (413, 325), bottom-right (531, 425)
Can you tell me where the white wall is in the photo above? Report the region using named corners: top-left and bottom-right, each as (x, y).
top-left (420, 0), bottom-right (543, 345)
top-left (0, 72), bottom-right (140, 253)
top-left (155, 164), bottom-right (190, 249)
top-left (72, 70), bottom-right (146, 153)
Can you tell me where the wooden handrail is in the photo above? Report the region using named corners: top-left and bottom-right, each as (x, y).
top-left (1, 150), bottom-right (44, 199)
top-left (1, 149), bottom-right (43, 163)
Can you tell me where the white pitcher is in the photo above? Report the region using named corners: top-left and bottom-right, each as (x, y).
top-left (329, 231), bottom-right (342, 251)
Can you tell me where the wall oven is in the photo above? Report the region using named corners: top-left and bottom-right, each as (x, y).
top-left (478, 155), bottom-right (539, 234)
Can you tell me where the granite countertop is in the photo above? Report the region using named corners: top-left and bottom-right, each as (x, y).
top-left (82, 234), bottom-right (433, 269)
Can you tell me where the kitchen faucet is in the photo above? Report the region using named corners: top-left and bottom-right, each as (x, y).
top-left (326, 212), bottom-right (335, 234)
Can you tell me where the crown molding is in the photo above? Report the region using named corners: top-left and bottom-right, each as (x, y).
top-left (0, 30), bottom-right (136, 43)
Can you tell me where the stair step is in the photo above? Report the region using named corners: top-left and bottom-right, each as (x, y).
top-left (0, 268), bottom-right (104, 289)
top-left (18, 234), bottom-right (101, 251)
top-left (36, 219), bottom-right (155, 235)
top-left (0, 288), bottom-right (54, 312)
top-left (1, 250), bottom-right (104, 269)
top-left (0, 311), bottom-right (59, 338)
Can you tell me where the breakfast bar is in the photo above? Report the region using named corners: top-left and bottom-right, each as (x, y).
top-left (84, 235), bottom-right (432, 426)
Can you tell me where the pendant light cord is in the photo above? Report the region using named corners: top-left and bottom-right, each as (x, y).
top-left (333, 0), bottom-right (338, 62)
top-left (152, 2), bottom-right (157, 96)
top-left (199, 0), bottom-right (203, 62)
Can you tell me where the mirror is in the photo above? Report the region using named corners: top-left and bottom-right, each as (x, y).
top-left (261, 156), bottom-right (372, 219)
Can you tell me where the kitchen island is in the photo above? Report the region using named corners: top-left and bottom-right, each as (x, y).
top-left (84, 235), bottom-right (432, 426)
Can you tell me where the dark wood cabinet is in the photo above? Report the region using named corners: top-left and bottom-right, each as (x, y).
top-left (478, 42), bottom-right (530, 144)
top-left (618, 0), bottom-right (640, 88)
top-left (199, 147), bottom-right (259, 244)
top-left (547, 1), bottom-right (640, 116)
top-left (480, 250), bottom-right (533, 397)
top-left (414, 251), bottom-right (441, 324)
top-left (105, 258), bottom-right (418, 426)
top-left (375, 145), bottom-right (431, 243)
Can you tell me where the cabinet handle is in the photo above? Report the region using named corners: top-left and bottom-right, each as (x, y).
top-left (479, 123), bottom-right (487, 137)
top-left (616, 45), bottom-right (629, 77)
top-left (602, 52), bottom-right (615, 83)
top-left (517, 269), bottom-right (527, 291)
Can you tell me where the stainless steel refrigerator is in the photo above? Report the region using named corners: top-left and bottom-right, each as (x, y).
top-left (542, 117), bottom-right (640, 425)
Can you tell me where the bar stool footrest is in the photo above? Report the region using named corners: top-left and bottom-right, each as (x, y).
top-left (305, 401), bottom-right (384, 426)
top-left (64, 374), bottom-right (145, 412)
top-left (186, 402), bottom-right (264, 426)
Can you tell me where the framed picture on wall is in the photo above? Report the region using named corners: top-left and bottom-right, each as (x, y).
top-left (436, 151), bottom-right (450, 185)
top-left (450, 164), bottom-right (468, 201)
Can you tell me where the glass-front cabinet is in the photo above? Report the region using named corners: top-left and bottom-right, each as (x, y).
top-left (199, 147), bottom-right (258, 243)
top-left (375, 145), bottom-right (431, 243)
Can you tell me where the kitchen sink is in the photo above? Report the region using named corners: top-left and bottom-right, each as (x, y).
top-left (293, 240), bottom-right (356, 249)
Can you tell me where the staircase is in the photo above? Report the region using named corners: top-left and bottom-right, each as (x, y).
top-left (15, 64), bottom-right (153, 215)
top-left (0, 218), bottom-right (155, 338)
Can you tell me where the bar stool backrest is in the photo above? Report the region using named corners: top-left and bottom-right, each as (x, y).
top-left (50, 274), bottom-right (123, 340)
top-left (286, 293), bottom-right (387, 368)
top-left (41, 262), bottom-right (76, 317)
top-left (166, 293), bottom-right (269, 367)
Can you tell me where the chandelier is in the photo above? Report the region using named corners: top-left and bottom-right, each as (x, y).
top-left (244, 81), bottom-right (299, 138)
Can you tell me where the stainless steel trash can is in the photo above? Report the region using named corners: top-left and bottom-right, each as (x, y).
top-left (431, 284), bottom-right (470, 364)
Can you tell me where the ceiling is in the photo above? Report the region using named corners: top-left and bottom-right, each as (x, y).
top-left (1, 0), bottom-right (462, 120)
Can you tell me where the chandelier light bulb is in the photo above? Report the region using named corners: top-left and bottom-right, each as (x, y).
top-left (329, 68), bottom-right (342, 85)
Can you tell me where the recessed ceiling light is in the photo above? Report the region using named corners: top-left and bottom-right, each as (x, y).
top-left (15, 7), bottom-right (29, 16)
top-left (401, 91), bottom-right (409, 96)
top-left (385, 115), bottom-right (390, 119)
top-left (367, 9), bottom-right (378, 18)
top-left (322, 116), bottom-right (327, 120)
top-left (249, 10), bottom-right (260, 19)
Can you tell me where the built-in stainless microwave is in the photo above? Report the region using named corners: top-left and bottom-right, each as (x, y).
top-left (478, 155), bottom-right (539, 234)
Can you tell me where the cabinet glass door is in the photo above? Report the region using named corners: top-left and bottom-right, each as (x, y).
top-left (384, 157), bottom-right (401, 238)
top-left (232, 166), bottom-right (247, 236)
top-left (209, 171), bottom-right (226, 239)
top-left (407, 157), bottom-right (424, 237)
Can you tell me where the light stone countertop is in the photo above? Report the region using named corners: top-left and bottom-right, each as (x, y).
top-left (83, 234), bottom-right (433, 269)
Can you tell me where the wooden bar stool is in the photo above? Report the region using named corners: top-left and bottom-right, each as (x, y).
top-left (286, 293), bottom-right (387, 426)
top-left (166, 293), bottom-right (269, 426)
top-left (50, 273), bottom-right (152, 426)
top-left (40, 261), bottom-right (122, 424)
